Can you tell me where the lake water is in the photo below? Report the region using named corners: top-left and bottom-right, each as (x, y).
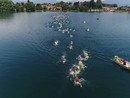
top-left (0, 12), bottom-right (130, 98)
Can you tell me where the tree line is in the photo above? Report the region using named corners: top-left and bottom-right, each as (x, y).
top-left (0, 0), bottom-right (42, 13)
top-left (55, 0), bottom-right (103, 11)
top-left (55, 0), bottom-right (118, 11)
top-left (0, 0), bottom-right (118, 13)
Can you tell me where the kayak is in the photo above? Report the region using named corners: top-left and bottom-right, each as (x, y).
top-left (113, 56), bottom-right (130, 70)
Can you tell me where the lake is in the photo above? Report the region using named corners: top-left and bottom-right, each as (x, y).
top-left (0, 12), bottom-right (130, 98)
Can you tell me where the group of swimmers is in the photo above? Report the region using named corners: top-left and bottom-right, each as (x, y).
top-left (48, 13), bottom-right (89, 87)
top-left (68, 50), bottom-right (89, 87)
top-left (49, 14), bottom-right (75, 50)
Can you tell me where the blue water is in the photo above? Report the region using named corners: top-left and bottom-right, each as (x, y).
top-left (0, 12), bottom-right (130, 98)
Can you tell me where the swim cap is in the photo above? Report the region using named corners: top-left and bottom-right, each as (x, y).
top-left (69, 68), bottom-right (72, 72)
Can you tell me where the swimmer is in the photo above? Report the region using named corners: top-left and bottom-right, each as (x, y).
top-left (74, 77), bottom-right (82, 87)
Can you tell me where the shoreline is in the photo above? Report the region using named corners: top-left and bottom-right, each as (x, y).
top-left (1, 10), bottom-right (130, 14)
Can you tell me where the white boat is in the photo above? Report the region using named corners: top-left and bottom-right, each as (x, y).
top-left (113, 56), bottom-right (130, 70)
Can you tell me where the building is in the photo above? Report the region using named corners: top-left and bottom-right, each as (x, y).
top-left (41, 4), bottom-right (62, 11)
top-left (102, 7), bottom-right (117, 12)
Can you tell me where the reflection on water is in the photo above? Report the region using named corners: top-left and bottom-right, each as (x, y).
top-left (0, 13), bottom-right (14, 19)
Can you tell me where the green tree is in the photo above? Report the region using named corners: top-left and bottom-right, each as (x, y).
top-left (0, 0), bottom-right (15, 13)
top-left (55, 1), bottom-right (65, 7)
top-left (42, 5), bottom-right (47, 11)
top-left (36, 3), bottom-right (42, 11)
top-left (55, 1), bottom-right (69, 11)
top-left (79, 5), bottom-right (88, 12)
top-left (27, 0), bottom-right (30, 3)
top-left (81, 1), bottom-right (89, 7)
top-left (15, 2), bottom-right (21, 12)
top-left (15, 2), bottom-right (26, 12)
top-left (96, 0), bottom-right (102, 9)
top-left (89, 0), bottom-right (95, 9)
top-left (21, 2), bottom-right (26, 12)
top-left (74, 2), bottom-right (79, 6)
top-left (113, 4), bottom-right (118, 7)
top-left (68, 2), bottom-right (72, 6)
top-left (25, 0), bottom-right (35, 12)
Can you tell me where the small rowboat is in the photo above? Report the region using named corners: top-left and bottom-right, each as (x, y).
top-left (113, 56), bottom-right (130, 70)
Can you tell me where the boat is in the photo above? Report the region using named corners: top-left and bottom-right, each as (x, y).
top-left (113, 56), bottom-right (130, 70)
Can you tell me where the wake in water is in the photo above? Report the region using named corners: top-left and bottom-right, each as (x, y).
top-left (47, 13), bottom-right (91, 88)
top-left (54, 40), bottom-right (59, 46)
top-left (67, 50), bottom-right (90, 88)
